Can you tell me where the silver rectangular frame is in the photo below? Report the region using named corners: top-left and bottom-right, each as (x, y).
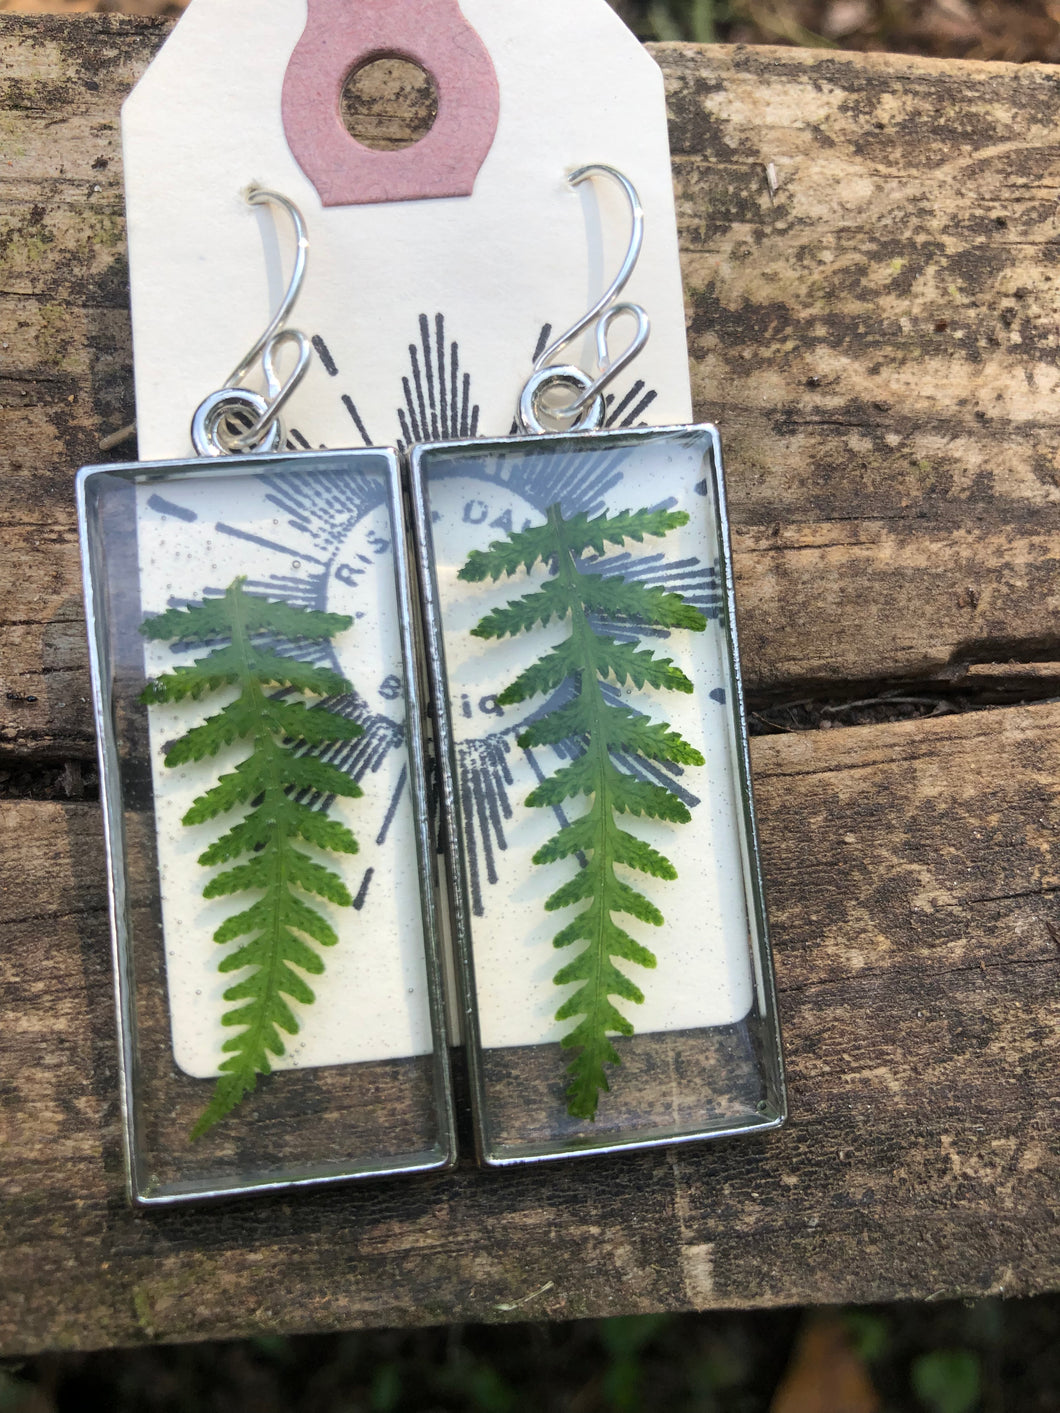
top-left (77, 447), bottom-right (456, 1205)
top-left (409, 423), bottom-right (787, 1166)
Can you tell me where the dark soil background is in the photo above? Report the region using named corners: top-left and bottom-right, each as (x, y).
top-left (2, 1), bottom-right (1058, 1408)
top-left (4, 0), bottom-right (1060, 62)
top-left (617, 0), bottom-right (1060, 62)
top-left (5, 1298), bottom-right (1060, 1411)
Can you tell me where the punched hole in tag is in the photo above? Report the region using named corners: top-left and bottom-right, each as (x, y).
top-left (341, 54), bottom-right (439, 152)
top-left (282, 0), bottom-right (498, 206)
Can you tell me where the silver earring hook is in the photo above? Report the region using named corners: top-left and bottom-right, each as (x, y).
top-left (518, 164), bottom-right (651, 436)
top-left (191, 187), bottom-right (313, 458)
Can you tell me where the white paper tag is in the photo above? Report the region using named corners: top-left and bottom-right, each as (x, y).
top-left (122, 0), bottom-right (692, 458)
top-left (121, 0), bottom-right (694, 1073)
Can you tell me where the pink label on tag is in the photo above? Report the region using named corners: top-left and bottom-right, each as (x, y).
top-left (282, 0), bottom-right (500, 208)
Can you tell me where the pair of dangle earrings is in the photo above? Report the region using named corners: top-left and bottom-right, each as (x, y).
top-left (78, 167), bottom-right (785, 1207)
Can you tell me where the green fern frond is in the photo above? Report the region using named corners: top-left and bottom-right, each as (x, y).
top-left (140, 577), bottom-right (362, 1141)
top-left (458, 504), bottom-right (706, 1121)
top-left (141, 592), bottom-right (353, 645)
top-left (494, 630), bottom-right (694, 706)
top-left (460, 507), bottom-right (691, 583)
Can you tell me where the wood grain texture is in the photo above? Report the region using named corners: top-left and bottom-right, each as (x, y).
top-left (6, 24), bottom-right (1060, 749)
top-left (3, 701), bottom-right (1059, 1351)
top-left (659, 42), bottom-right (1060, 690)
top-left (2, 15), bottom-right (1060, 1351)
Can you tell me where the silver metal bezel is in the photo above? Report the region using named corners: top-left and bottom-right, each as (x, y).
top-left (76, 447), bottom-right (456, 1205)
top-left (408, 422), bottom-right (787, 1167)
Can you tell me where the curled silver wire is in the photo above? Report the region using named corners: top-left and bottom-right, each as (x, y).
top-left (519, 365), bottom-right (603, 437)
top-left (191, 187), bottom-right (312, 458)
top-left (518, 164), bottom-right (651, 435)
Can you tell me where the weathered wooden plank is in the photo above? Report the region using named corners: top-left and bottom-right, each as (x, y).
top-left (3, 701), bottom-right (1058, 1352)
top-left (661, 43), bottom-right (1060, 688)
top-left (5, 23), bottom-right (1060, 753)
top-left (3, 12), bottom-right (1060, 1352)
top-left (0, 12), bottom-right (137, 756)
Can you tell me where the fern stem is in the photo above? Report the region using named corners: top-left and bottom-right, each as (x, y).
top-left (230, 588), bottom-right (290, 1081)
top-left (548, 507), bottom-right (627, 1116)
top-left (190, 589), bottom-right (300, 1137)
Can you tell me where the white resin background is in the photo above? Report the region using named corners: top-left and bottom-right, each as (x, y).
top-left (134, 462), bottom-right (435, 1078)
top-left (424, 431), bottom-right (757, 1052)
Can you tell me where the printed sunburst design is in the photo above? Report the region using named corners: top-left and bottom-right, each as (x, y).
top-left (145, 459), bottom-right (409, 921)
top-left (421, 452), bottom-right (725, 919)
top-left (147, 314), bottom-right (720, 924)
top-left (333, 314), bottom-right (662, 450)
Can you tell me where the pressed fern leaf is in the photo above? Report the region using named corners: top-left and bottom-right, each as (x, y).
top-left (458, 504), bottom-right (707, 1121)
top-left (140, 577), bottom-right (363, 1140)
